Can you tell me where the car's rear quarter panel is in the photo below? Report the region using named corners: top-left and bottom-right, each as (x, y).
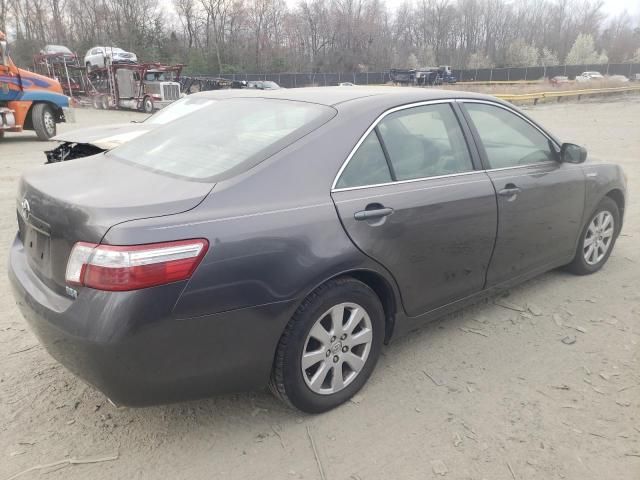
top-left (102, 102), bottom-right (404, 318)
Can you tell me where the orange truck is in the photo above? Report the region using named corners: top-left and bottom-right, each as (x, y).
top-left (0, 31), bottom-right (71, 140)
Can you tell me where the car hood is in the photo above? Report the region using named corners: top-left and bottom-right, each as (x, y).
top-left (52, 123), bottom-right (155, 149)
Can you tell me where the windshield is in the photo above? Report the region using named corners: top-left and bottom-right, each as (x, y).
top-left (145, 96), bottom-right (217, 125)
top-left (145, 72), bottom-right (166, 81)
top-left (111, 98), bottom-right (335, 181)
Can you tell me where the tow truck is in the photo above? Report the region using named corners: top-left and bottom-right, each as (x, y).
top-left (0, 31), bottom-right (71, 140)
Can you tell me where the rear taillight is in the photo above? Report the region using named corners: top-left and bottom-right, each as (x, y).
top-left (65, 239), bottom-right (208, 291)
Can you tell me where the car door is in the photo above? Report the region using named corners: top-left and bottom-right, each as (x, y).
top-left (331, 102), bottom-right (498, 317)
top-left (89, 48), bottom-right (103, 67)
top-left (460, 100), bottom-right (586, 286)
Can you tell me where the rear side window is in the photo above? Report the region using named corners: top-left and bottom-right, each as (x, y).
top-left (464, 103), bottom-right (556, 169)
top-left (109, 98), bottom-right (335, 181)
top-left (335, 132), bottom-right (392, 189)
top-left (377, 104), bottom-right (473, 181)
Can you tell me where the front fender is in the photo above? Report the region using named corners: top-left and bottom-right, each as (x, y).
top-left (20, 90), bottom-right (69, 108)
top-left (582, 162), bottom-right (627, 226)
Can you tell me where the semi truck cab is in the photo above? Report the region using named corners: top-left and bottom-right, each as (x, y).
top-left (0, 31), bottom-right (71, 140)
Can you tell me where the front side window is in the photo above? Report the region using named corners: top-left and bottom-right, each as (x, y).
top-left (464, 103), bottom-right (556, 169)
top-left (109, 98), bottom-right (335, 181)
top-left (377, 104), bottom-right (473, 181)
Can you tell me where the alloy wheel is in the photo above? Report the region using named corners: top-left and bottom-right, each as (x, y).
top-left (583, 210), bottom-right (614, 265)
top-left (301, 302), bottom-right (373, 395)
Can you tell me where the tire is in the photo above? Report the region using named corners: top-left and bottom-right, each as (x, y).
top-left (270, 277), bottom-right (385, 413)
top-left (32, 103), bottom-right (56, 140)
top-left (86, 62), bottom-right (93, 73)
top-left (142, 96), bottom-right (154, 113)
top-left (566, 196), bottom-right (620, 275)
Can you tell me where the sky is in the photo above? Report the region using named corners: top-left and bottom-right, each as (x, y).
top-left (161, 0), bottom-right (640, 21)
top-left (601, 0), bottom-right (640, 16)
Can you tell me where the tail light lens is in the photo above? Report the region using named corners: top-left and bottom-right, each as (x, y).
top-left (65, 239), bottom-right (208, 291)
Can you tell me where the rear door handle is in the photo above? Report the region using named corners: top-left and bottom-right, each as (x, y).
top-left (354, 207), bottom-right (394, 221)
top-left (498, 183), bottom-right (521, 197)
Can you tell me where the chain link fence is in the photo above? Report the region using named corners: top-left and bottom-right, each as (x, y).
top-left (190, 63), bottom-right (640, 88)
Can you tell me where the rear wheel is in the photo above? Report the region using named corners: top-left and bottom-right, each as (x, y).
top-left (32, 103), bottom-right (56, 140)
top-left (566, 197), bottom-right (620, 275)
top-left (270, 277), bottom-right (385, 413)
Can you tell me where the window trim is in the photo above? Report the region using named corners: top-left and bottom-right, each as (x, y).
top-left (457, 99), bottom-right (561, 171)
top-left (332, 98), bottom-right (563, 193)
top-left (332, 99), bottom-right (475, 192)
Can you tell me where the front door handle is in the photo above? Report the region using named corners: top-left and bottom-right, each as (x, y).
top-left (498, 183), bottom-right (521, 198)
top-left (354, 207), bottom-right (394, 221)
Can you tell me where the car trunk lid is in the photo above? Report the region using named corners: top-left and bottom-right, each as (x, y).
top-left (17, 155), bottom-right (214, 295)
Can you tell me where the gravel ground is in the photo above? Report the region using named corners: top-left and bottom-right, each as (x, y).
top-left (1, 97), bottom-right (639, 480)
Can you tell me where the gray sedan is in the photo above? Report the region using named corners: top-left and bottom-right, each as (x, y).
top-left (9, 88), bottom-right (626, 413)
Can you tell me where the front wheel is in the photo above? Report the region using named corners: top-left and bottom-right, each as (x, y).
top-left (270, 277), bottom-right (385, 413)
top-left (141, 96), bottom-right (154, 113)
top-left (566, 196), bottom-right (620, 275)
top-left (32, 103), bottom-right (57, 140)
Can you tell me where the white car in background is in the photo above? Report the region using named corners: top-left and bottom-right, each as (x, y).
top-left (84, 46), bottom-right (137, 70)
top-left (575, 71), bottom-right (604, 82)
top-left (608, 75), bottom-right (629, 83)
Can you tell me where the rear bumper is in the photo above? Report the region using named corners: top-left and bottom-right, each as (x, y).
top-left (8, 234), bottom-right (296, 406)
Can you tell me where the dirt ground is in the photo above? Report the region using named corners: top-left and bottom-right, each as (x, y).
top-left (1, 97), bottom-right (639, 480)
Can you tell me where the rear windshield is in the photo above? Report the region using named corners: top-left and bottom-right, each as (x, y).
top-left (145, 96), bottom-right (216, 125)
top-left (109, 98), bottom-right (335, 181)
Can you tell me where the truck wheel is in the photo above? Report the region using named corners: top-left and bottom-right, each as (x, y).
top-left (32, 104), bottom-right (56, 140)
top-left (142, 96), bottom-right (154, 113)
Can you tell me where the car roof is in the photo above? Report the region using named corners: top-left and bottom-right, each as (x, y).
top-left (193, 86), bottom-right (502, 108)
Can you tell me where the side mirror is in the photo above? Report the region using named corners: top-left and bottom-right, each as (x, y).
top-left (560, 143), bottom-right (587, 164)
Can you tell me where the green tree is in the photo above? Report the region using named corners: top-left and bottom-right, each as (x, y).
top-left (466, 52), bottom-right (493, 69)
top-left (566, 34), bottom-right (607, 65)
top-left (505, 39), bottom-right (538, 67)
top-left (538, 47), bottom-right (559, 66)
